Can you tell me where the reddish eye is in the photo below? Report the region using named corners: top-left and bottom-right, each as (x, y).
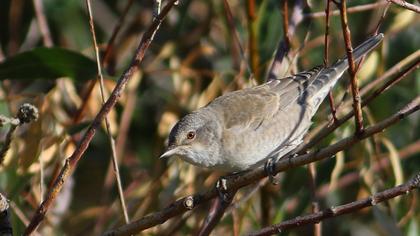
top-left (186, 131), bottom-right (196, 140)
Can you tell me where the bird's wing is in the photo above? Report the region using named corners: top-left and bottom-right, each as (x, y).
top-left (210, 86), bottom-right (280, 131)
top-left (209, 66), bottom-right (325, 132)
top-left (267, 65), bottom-right (325, 111)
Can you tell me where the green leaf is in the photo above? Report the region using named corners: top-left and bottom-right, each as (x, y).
top-left (0, 47), bottom-right (96, 81)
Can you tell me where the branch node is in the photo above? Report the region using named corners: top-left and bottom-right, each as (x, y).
top-left (183, 196), bottom-right (195, 210)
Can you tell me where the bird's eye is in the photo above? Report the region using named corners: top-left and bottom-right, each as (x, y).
top-left (186, 131), bottom-right (196, 140)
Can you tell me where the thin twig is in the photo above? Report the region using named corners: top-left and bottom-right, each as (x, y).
top-left (304, 1), bottom-right (389, 19)
top-left (85, 0), bottom-right (129, 224)
top-left (104, 97), bottom-right (419, 235)
top-left (316, 139), bottom-right (420, 197)
top-left (32, 0), bottom-right (53, 47)
top-left (338, 0), bottom-right (364, 135)
top-left (387, 0), bottom-right (420, 13)
top-left (360, 50), bottom-right (420, 98)
top-left (308, 163), bottom-right (321, 236)
top-left (23, 1), bottom-right (178, 234)
top-left (73, 0), bottom-right (134, 124)
top-left (102, 0), bottom-right (134, 71)
top-left (324, 0), bottom-right (338, 123)
top-left (247, 172), bottom-right (420, 236)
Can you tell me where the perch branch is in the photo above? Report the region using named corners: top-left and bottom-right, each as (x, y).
top-left (247, 172), bottom-right (420, 236)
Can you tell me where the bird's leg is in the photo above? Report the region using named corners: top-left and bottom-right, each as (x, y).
top-left (265, 157), bottom-right (282, 185)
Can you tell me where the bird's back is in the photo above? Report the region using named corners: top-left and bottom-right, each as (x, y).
top-left (203, 34), bottom-right (384, 171)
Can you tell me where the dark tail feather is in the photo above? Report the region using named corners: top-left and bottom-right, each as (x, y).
top-left (308, 33), bottom-right (384, 111)
top-left (333, 33), bottom-right (384, 72)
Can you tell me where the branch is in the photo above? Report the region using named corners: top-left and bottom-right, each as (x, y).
top-left (387, 0), bottom-right (420, 13)
top-left (338, 0), bottom-right (364, 135)
top-left (247, 172), bottom-right (420, 236)
top-left (197, 190), bottom-right (237, 236)
top-left (323, 0), bottom-right (338, 123)
top-left (104, 96), bottom-right (419, 235)
top-left (85, 0), bottom-right (129, 224)
top-left (23, 1), bottom-right (179, 234)
top-left (304, 1), bottom-right (389, 18)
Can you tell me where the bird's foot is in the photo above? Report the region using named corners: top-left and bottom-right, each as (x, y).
top-left (265, 158), bottom-right (281, 185)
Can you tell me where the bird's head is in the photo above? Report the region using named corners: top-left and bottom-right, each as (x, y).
top-left (160, 110), bottom-right (222, 168)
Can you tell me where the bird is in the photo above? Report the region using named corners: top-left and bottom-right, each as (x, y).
top-left (160, 34), bottom-right (384, 172)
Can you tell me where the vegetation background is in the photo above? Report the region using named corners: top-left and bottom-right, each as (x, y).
top-left (0, 0), bottom-right (418, 235)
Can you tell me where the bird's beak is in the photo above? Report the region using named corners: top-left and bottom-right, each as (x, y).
top-left (160, 146), bottom-right (179, 159)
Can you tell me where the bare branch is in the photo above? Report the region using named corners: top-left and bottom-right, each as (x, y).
top-left (85, 0), bottom-right (129, 224)
top-left (305, 1), bottom-right (388, 19)
top-left (387, 0), bottom-right (420, 13)
top-left (197, 190), bottom-right (237, 236)
top-left (247, 172), bottom-right (420, 236)
top-left (323, 0), bottom-right (338, 123)
top-left (338, 0), bottom-right (364, 135)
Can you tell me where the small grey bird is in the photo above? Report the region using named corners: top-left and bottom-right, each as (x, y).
top-left (161, 34), bottom-right (384, 172)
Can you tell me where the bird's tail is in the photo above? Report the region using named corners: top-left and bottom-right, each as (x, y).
top-left (309, 33), bottom-right (384, 111)
top-left (333, 33), bottom-right (384, 73)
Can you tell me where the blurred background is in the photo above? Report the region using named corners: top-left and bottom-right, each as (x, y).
top-left (0, 0), bottom-right (419, 235)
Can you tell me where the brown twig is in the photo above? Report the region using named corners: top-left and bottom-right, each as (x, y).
top-left (308, 163), bottom-right (321, 236)
top-left (85, 0), bottom-right (129, 224)
top-left (104, 96), bottom-right (419, 235)
top-left (387, 0), bottom-right (420, 13)
top-left (102, 0), bottom-right (134, 71)
top-left (338, 0), bottom-right (364, 135)
top-left (323, 0), bottom-right (338, 123)
top-left (247, 172), bottom-right (420, 236)
top-left (315, 139), bottom-right (420, 200)
top-left (72, 0), bottom-right (134, 124)
top-left (197, 190), bottom-right (238, 236)
top-left (32, 0), bottom-right (53, 47)
top-left (360, 50), bottom-right (420, 98)
top-left (23, 1), bottom-right (179, 234)
top-left (304, 1), bottom-right (389, 19)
